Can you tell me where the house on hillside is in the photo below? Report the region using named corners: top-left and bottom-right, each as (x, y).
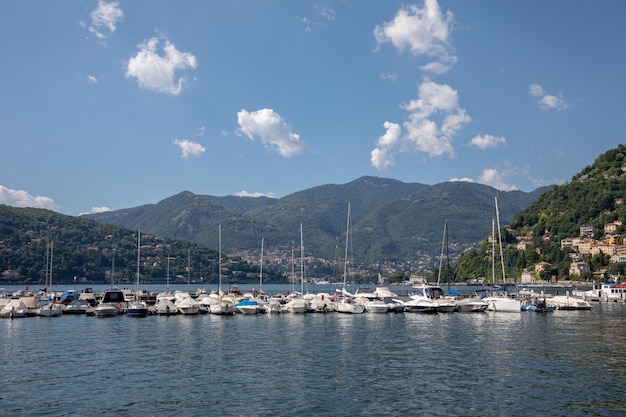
top-left (580, 225), bottom-right (595, 237)
top-left (605, 220), bottom-right (622, 234)
top-left (569, 261), bottom-right (590, 277)
top-left (520, 267), bottom-right (534, 284)
top-left (534, 261), bottom-right (552, 274)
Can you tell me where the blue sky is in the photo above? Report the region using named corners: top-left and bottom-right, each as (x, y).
top-left (1, 0), bottom-right (625, 216)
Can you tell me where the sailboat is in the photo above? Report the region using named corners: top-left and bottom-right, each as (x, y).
top-left (127, 230), bottom-right (149, 317)
top-left (94, 238), bottom-right (126, 317)
top-left (336, 202), bottom-right (365, 314)
top-left (285, 225), bottom-right (307, 313)
top-left (38, 241), bottom-right (63, 317)
top-left (155, 248), bottom-right (177, 315)
top-left (210, 225), bottom-right (236, 315)
top-left (175, 249), bottom-right (200, 315)
top-left (482, 197), bottom-right (521, 313)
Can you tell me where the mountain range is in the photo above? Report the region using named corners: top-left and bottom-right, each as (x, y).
top-left (85, 176), bottom-right (550, 272)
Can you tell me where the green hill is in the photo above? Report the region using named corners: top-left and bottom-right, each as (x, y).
top-left (86, 176), bottom-right (546, 272)
top-left (0, 205), bottom-right (260, 286)
top-left (455, 144), bottom-right (626, 282)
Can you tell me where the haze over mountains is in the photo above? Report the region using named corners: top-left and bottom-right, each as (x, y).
top-left (86, 177), bottom-right (550, 271)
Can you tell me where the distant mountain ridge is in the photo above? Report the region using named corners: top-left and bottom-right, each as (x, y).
top-left (86, 176), bottom-right (550, 270)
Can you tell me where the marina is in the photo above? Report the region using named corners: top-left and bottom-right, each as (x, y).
top-left (0, 282), bottom-right (612, 318)
top-left (1, 284), bottom-right (624, 416)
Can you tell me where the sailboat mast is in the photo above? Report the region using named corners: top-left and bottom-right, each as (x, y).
top-left (218, 224), bottom-right (222, 295)
top-left (491, 217), bottom-right (496, 284)
top-left (343, 202), bottom-right (351, 291)
top-left (49, 241), bottom-right (54, 293)
top-left (291, 249), bottom-right (295, 294)
top-left (136, 230), bottom-right (141, 292)
top-left (495, 196), bottom-right (507, 284)
top-left (187, 248), bottom-right (191, 292)
top-left (259, 237), bottom-right (264, 292)
top-left (300, 223), bottom-right (304, 294)
top-left (111, 237), bottom-right (116, 288)
top-left (437, 221), bottom-right (446, 285)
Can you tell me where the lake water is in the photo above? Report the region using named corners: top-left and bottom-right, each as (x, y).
top-left (1, 285), bottom-right (625, 416)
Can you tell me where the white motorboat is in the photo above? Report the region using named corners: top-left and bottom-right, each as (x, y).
top-left (0, 299), bottom-right (28, 318)
top-left (336, 297), bottom-right (365, 314)
top-left (482, 294), bottom-right (521, 313)
top-left (411, 284), bottom-right (456, 313)
top-left (175, 292), bottom-right (200, 315)
top-left (155, 297), bottom-right (178, 315)
top-left (64, 299), bottom-right (89, 314)
top-left (455, 295), bottom-right (489, 312)
top-left (209, 298), bottom-right (236, 315)
top-left (235, 299), bottom-right (260, 315)
top-left (38, 301), bottom-right (63, 317)
top-left (306, 293), bottom-right (334, 313)
top-left (285, 298), bottom-right (307, 313)
top-left (94, 288), bottom-right (126, 317)
top-left (548, 294), bottom-right (591, 310)
top-left (364, 299), bottom-right (390, 313)
top-left (404, 296), bottom-right (439, 313)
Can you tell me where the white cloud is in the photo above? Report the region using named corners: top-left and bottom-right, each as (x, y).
top-left (315, 5), bottom-right (336, 21)
top-left (78, 206), bottom-right (112, 216)
top-left (87, 75), bottom-right (98, 84)
top-left (479, 168), bottom-right (518, 191)
top-left (374, 0), bottom-right (456, 74)
top-left (236, 191), bottom-right (276, 198)
top-left (371, 79), bottom-right (471, 170)
top-left (236, 108), bottom-right (305, 157)
top-left (90, 206), bottom-right (112, 213)
top-left (379, 72), bottom-right (398, 82)
top-left (86, 0), bottom-right (123, 41)
top-left (470, 134), bottom-right (506, 150)
top-left (126, 37), bottom-right (198, 95)
top-left (449, 177), bottom-right (474, 183)
top-left (371, 121), bottom-right (401, 170)
top-left (173, 139), bottom-right (206, 158)
top-left (529, 83), bottom-right (569, 111)
top-left (0, 185), bottom-right (59, 211)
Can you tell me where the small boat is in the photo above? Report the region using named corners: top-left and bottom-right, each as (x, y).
top-left (336, 203), bottom-right (365, 315)
top-left (482, 199), bottom-right (521, 313)
top-left (455, 295), bottom-right (489, 312)
top-left (548, 294), bottom-right (591, 310)
top-left (127, 230), bottom-right (149, 318)
top-left (209, 298), bottom-right (236, 315)
top-left (59, 290), bottom-right (79, 305)
top-left (336, 296), bottom-right (366, 314)
top-left (0, 299), bottom-right (28, 318)
top-left (364, 299), bottom-right (390, 313)
top-left (155, 297), bottom-right (178, 315)
top-left (284, 297), bottom-right (307, 313)
top-left (78, 288), bottom-right (97, 306)
top-left (403, 296), bottom-right (439, 314)
top-left (126, 300), bottom-right (149, 317)
top-left (94, 288), bottom-right (126, 317)
top-left (38, 241), bottom-right (63, 317)
top-left (39, 300), bottom-right (63, 317)
top-left (64, 299), bottom-right (89, 314)
top-left (384, 298), bottom-right (405, 313)
top-left (235, 299), bottom-right (260, 315)
top-left (209, 226), bottom-right (237, 316)
top-left (175, 292), bottom-right (200, 315)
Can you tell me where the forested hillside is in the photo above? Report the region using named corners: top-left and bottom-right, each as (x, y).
top-left (454, 144), bottom-right (626, 282)
top-left (0, 205), bottom-right (261, 285)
